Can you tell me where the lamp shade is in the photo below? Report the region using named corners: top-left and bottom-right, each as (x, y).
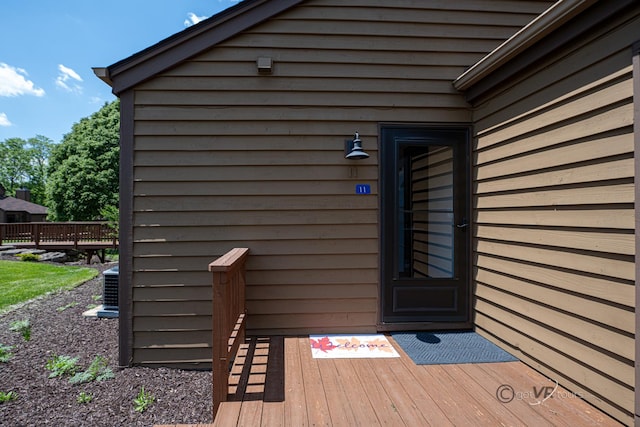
top-left (345, 132), bottom-right (370, 160)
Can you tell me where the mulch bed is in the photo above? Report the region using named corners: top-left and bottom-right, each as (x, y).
top-left (0, 262), bottom-right (212, 426)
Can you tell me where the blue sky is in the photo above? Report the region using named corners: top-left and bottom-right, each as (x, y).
top-left (0, 0), bottom-right (240, 144)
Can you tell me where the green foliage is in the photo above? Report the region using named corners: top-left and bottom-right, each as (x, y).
top-left (77, 391), bottom-right (93, 404)
top-left (9, 319), bottom-right (31, 341)
top-left (0, 344), bottom-right (14, 362)
top-left (0, 260), bottom-right (98, 313)
top-left (0, 135), bottom-right (53, 205)
top-left (92, 295), bottom-right (102, 302)
top-left (45, 354), bottom-right (79, 378)
top-left (133, 386), bottom-right (155, 413)
top-left (26, 135), bottom-right (54, 205)
top-left (0, 391), bottom-right (18, 403)
top-left (100, 204), bottom-right (119, 237)
top-left (69, 355), bottom-right (114, 384)
top-left (0, 138), bottom-right (31, 194)
top-left (17, 253), bottom-right (40, 262)
top-left (56, 301), bottom-right (79, 312)
top-left (46, 100), bottom-right (119, 221)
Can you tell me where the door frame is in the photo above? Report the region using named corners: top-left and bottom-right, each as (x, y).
top-left (377, 123), bottom-right (473, 332)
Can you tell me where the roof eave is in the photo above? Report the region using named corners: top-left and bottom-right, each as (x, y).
top-left (92, 67), bottom-right (112, 87)
top-left (453, 0), bottom-right (598, 92)
top-left (97, 0), bottom-right (305, 95)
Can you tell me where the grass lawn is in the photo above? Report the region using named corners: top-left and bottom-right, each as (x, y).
top-left (0, 261), bottom-right (99, 313)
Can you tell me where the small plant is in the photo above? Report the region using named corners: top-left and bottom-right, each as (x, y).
top-left (69, 355), bottom-right (114, 384)
top-left (133, 386), bottom-right (155, 413)
top-left (85, 304), bottom-right (98, 310)
top-left (0, 391), bottom-right (18, 403)
top-left (0, 344), bottom-right (13, 363)
top-left (45, 354), bottom-right (79, 378)
top-left (17, 253), bottom-right (40, 262)
top-left (92, 295), bottom-right (102, 302)
top-left (77, 391), bottom-right (93, 404)
top-left (9, 319), bottom-right (31, 341)
top-left (57, 302), bottom-right (79, 312)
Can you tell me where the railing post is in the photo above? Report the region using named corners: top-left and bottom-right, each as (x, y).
top-left (212, 269), bottom-right (228, 418)
top-left (209, 248), bottom-right (249, 422)
top-left (33, 223), bottom-right (40, 247)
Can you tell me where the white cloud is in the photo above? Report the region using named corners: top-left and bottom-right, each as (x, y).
top-left (55, 64), bottom-right (83, 93)
top-left (0, 63), bottom-right (45, 97)
top-left (184, 12), bottom-right (208, 27)
top-left (0, 113), bottom-right (11, 127)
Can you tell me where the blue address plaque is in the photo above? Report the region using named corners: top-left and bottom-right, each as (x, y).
top-left (355, 184), bottom-right (371, 194)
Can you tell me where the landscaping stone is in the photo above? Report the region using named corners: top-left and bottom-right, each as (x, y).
top-left (0, 249), bottom-right (29, 256)
top-left (38, 252), bottom-right (68, 263)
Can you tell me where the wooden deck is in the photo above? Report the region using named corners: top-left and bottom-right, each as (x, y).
top-left (0, 222), bottom-right (117, 262)
top-left (157, 336), bottom-right (622, 427)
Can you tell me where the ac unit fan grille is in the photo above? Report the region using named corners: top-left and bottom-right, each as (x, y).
top-left (103, 267), bottom-right (119, 310)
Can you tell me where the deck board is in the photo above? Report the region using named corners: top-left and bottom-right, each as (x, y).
top-left (283, 337), bottom-right (308, 426)
top-left (348, 356), bottom-right (406, 426)
top-left (158, 336), bottom-right (623, 427)
top-left (298, 337), bottom-right (332, 426)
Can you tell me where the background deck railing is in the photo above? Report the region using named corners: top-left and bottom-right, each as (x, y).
top-left (0, 222), bottom-right (117, 247)
top-left (209, 247), bottom-right (249, 419)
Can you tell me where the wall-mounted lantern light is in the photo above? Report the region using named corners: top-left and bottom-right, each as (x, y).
top-left (344, 131), bottom-right (370, 160)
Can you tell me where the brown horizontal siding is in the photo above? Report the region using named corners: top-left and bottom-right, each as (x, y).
top-left (129, 0), bottom-right (552, 367)
top-left (470, 11), bottom-right (638, 424)
top-left (475, 206), bottom-right (635, 229)
top-left (134, 165), bottom-right (379, 182)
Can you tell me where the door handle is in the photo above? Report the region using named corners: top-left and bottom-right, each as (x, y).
top-left (456, 219), bottom-right (468, 229)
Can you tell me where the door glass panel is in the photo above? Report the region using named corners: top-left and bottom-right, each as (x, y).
top-left (396, 145), bottom-right (454, 279)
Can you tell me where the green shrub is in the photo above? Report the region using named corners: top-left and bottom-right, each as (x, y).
top-left (77, 391), bottom-right (93, 404)
top-left (56, 302), bottom-right (79, 312)
top-left (0, 344), bottom-right (13, 363)
top-left (17, 253), bottom-right (40, 262)
top-left (133, 386), bottom-right (155, 413)
top-left (69, 355), bottom-right (114, 384)
top-left (45, 354), bottom-right (79, 378)
top-left (9, 319), bottom-right (31, 341)
top-left (0, 391), bottom-right (18, 403)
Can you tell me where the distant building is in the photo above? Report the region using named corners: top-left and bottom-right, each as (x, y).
top-left (0, 185), bottom-right (47, 223)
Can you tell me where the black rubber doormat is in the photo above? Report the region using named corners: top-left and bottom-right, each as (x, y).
top-left (390, 331), bottom-right (518, 365)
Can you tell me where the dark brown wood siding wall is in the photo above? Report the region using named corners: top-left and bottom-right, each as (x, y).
top-left (128, 0), bottom-right (552, 368)
top-left (470, 9), bottom-right (638, 425)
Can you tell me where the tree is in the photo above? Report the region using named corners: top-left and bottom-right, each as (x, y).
top-left (0, 135), bottom-right (53, 205)
top-left (46, 100), bottom-right (119, 221)
top-left (0, 138), bottom-right (31, 192)
top-left (25, 135), bottom-right (53, 205)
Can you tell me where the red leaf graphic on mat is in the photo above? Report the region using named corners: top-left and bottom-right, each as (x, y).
top-left (310, 336), bottom-right (336, 352)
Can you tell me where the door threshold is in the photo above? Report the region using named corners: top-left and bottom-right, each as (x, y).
top-left (377, 321), bottom-right (472, 332)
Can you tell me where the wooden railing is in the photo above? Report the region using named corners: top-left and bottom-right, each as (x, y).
top-left (209, 247), bottom-right (249, 419)
top-left (0, 222), bottom-right (117, 247)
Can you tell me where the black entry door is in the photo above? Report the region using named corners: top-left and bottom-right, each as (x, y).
top-left (381, 126), bottom-right (470, 325)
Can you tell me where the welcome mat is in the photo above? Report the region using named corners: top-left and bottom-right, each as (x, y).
top-left (391, 331), bottom-right (518, 365)
top-left (309, 334), bottom-right (400, 359)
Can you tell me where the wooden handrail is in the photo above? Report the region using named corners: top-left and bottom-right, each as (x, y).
top-left (209, 247), bottom-right (249, 420)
